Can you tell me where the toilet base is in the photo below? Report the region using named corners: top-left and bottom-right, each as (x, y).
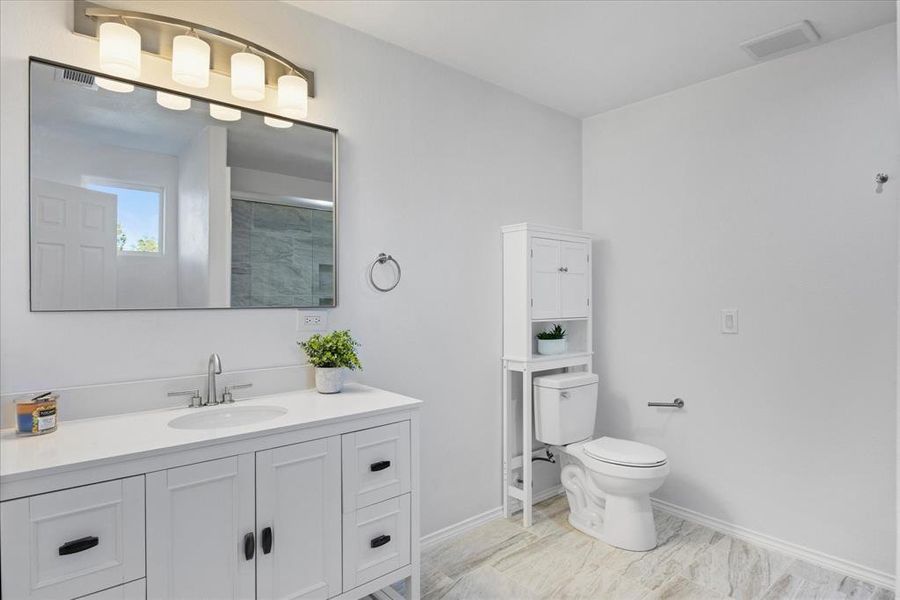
top-left (558, 448), bottom-right (666, 552)
top-left (566, 492), bottom-right (658, 552)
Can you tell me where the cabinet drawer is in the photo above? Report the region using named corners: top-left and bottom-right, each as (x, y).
top-left (342, 494), bottom-right (411, 591)
top-left (342, 421), bottom-right (410, 512)
top-left (0, 476), bottom-right (145, 600)
top-left (76, 579), bottom-right (145, 599)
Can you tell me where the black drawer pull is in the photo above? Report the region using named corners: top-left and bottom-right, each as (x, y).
top-left (59, 536), bottom-right (99, 556)
top-left (370, 460), bottom-right (391, 472)
top-left (243, 532), bottom-right (255, 560)
top-left (261, 526), bottom-right (273, 554)
top-left (370, 534), bottom-right (391, 549)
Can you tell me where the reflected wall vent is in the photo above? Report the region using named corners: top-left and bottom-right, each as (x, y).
top-left (55, 67), bottom-right (97, 90)
top-left (740, 21), bottom-right (820, 61)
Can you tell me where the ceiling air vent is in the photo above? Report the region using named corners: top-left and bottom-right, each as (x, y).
top-left (740, 21), bottom-right (820, 62)
top-left (55, 67), bottom-right (97, 90)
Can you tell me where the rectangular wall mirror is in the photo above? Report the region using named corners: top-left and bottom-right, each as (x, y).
top-left (29, 59), bottom-right (337, 311)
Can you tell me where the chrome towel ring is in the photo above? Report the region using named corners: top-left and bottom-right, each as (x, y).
top-left (369, 253), bottom-right (401, 292)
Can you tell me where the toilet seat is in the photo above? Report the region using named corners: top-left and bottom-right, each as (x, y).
top-left (582, 437), bottom-right (667, 468)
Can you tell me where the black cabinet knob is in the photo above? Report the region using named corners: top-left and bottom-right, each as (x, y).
top-left (370, 460), bottom-right (391, 472)
top-left (370, 534), bottom-right (391, 548)
top-left (243, 532), bottom-right (255, 560)
top-left (59, 536), bottom-right (99, 556)
top-left (261, 526), bottom-right (273, 554)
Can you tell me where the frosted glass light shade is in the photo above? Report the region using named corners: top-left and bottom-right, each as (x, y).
top-left (264, 116), bottom-right (293, 129)
top-left (156, 91), bottom-right (191, 111)
top-left (95, 77), bottom-right (134, 93)
top-left (277, 74), bottom-right (308, 118)
top-left (231, 52), bottom-right (265, 101)
top-left (98, 22), bottom-right (141, 78)
top-left (172, 35), bottom-right (210, 88)
top-left (209, 103), bottom-right (241, 121)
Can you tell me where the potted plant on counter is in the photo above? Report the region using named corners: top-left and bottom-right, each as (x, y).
top-left (536, 324), bottom-right (567, 355)
top-left (298, 330), bottom-right (362, 394)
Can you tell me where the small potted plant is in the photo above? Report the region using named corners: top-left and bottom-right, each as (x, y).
top-left (298, 330), bottom-right (362, 394)
top-left (536, 324), bottom-right (567, 355)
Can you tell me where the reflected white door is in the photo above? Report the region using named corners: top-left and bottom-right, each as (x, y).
top-left (256, 437), bottom-right (342, 600)
top-left (559, 241), bottom-right (589, 318)
top-left (30, 179), bottom-right (117, 309)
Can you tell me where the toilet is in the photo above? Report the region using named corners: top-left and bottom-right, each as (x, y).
top-left (533, 372), bottom-right (669, 552)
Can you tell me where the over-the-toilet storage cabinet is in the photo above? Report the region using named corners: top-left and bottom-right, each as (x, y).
top-left (1, 415), bottom-right (415, 600)
top-left (501, 223), bottom-right (593, 528)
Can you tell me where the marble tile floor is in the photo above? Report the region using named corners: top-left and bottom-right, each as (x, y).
top-left (419, 495), bottom-right (895, 600)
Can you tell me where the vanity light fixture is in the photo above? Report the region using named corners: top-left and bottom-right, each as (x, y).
top-left (171, 31), bottom-right (210, 89)
top-left (76, 1), bottom-right (316, 109)
top-left (264, 116), bottom-right (293, 129)
top-left (231, 51), bottom-right (265, 101)
top-left (95, 76), bottom-right (134, 93)
top-left (277, 73), bottom-right (308, 118)
top-left (156, 91), bottom-right (191, 111)
top-left (209, 103), bottom-right (241, 121)
top-left (97, 21), bottom-right (141, 78)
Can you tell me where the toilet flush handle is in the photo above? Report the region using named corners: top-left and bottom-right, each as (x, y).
top-left (560, 392), bottom-right (570, 399)
top-left (648, 398), bottom-right (684, 408)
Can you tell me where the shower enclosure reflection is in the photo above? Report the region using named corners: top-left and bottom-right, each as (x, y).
top-left (29, 59), bottom-right (336, 311)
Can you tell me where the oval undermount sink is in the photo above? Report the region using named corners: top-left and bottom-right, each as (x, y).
top-left (168, 405), bottom-right (287, 430)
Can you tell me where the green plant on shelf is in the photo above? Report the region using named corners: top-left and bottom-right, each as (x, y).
top-left (536, 324), bottom-right (566, 340)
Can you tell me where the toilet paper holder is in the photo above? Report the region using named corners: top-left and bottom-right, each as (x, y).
top-left (648, 398), bottom-right (684, 408)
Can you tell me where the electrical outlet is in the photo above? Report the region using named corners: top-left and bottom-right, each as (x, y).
top-left (721, 309), bottom-right (739, 334)
top-left (297, 311), bottom-right (328, 332)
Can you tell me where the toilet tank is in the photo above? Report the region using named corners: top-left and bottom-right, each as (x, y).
top-left (533, 372), bottom-right (599, 445)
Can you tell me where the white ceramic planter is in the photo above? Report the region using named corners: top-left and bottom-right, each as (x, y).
top-left (537, 338), bottom-right (567, 355)
top-left (315, 367), bottom-right (345, 394)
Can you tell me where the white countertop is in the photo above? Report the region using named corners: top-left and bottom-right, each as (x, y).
top-left (1, 384), bottom-right (421, 483)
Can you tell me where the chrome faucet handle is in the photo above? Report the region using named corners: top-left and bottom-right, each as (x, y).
top-left (222, 383), bottom-right (253, 404)
top-left (168, 389), bottom-right (202, 408)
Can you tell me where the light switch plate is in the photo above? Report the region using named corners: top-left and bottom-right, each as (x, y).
top-left (298, 310), bottom-right (328, 332)
top-left (721, 309), bottom-right (739, 334)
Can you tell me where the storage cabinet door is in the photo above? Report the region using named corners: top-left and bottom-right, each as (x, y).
top-left (531, 238), bottom-right (560, 319)
top-left (146, 455), bottom-right (255, 600)
top-left (256, 437), bottom-right (342, 600)
top-left (559, 241), bottom-right (589, 318)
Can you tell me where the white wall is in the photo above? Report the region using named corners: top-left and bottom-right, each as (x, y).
top-left (582, 24), bottom-right (898, 575)
top-left (0, 0), bottom-right (581, 536)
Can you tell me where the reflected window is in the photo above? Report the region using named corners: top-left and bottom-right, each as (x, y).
top-left (85, 181), bottom-right (163, 254)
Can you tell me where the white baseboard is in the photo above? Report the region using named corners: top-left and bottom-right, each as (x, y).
top-left (420, 486), bottom-right (565, 550)
top-left (651, 497), bottom-right (895, 591)
top-left (421, 506), bottom-right (505, 549)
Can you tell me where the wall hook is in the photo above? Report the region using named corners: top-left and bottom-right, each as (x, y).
top-left (875, 173), bottom-right (889, 194)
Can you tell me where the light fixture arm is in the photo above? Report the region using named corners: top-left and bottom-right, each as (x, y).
top-left (74, 0), bottom-right (315, 96)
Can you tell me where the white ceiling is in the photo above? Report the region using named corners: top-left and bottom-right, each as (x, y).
top-left (289, 0), bottom-right (897, 118)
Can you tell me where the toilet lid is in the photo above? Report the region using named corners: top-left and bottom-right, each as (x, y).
top-left (583, 437), bottom-right (667, 467)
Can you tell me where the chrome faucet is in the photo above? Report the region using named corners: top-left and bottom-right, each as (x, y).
top-left (207, 353), bottom-right (222, 406)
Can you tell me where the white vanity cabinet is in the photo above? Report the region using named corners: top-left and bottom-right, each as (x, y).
top-left (0, 385), bottom-right (421, 600)
top-left (146, 437), bottom-right (343, 600)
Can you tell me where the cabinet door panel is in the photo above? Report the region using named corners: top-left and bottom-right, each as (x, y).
top-left (531, 238), bottom-right (560, 319)
top-left (146, 455), bottom-right (255, 600)
top-left (560, 241), bottom-right (589, 318)
top-left (256, 437), bottom-right (342, 600)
